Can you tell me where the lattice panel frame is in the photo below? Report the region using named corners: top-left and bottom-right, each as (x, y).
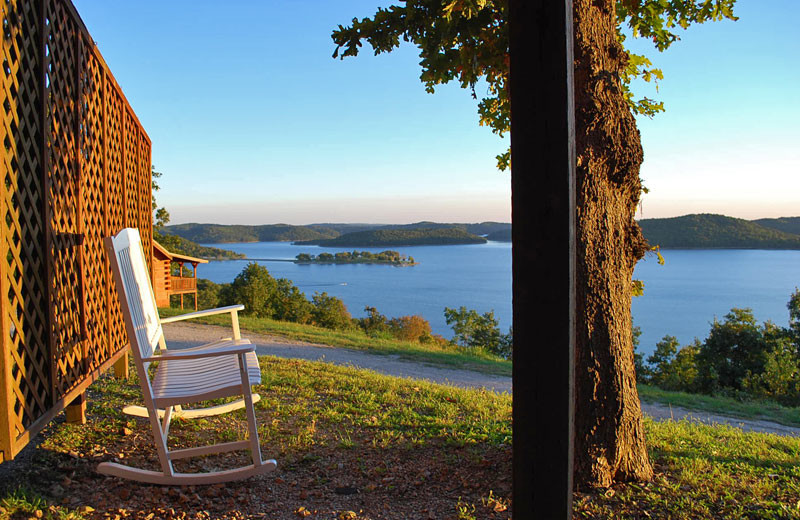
top-left (1, 0), bottom-right (152, 461)
top-left (1, 0), bottom-right (50, 441)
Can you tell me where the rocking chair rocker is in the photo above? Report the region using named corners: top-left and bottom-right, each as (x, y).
top-left (98, 228), bottom-right (276, 484)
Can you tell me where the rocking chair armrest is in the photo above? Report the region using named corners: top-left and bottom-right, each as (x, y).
top-left (160, 305), bottom-right (245, 324)
top-left (142, 343), bottom-right (255, 362)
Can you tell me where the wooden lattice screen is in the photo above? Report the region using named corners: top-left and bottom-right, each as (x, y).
top-left (0, 0), bottom-right (152, 461)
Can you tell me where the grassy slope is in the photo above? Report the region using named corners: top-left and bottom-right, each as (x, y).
top-left (3, 358), bottom-right (800, 519)
top-left (639, 213), bottom-right (800, 249)
top-left (159, 307), bottom-right (512, 377)
top-left (638, 384), bottom-right (800, 428)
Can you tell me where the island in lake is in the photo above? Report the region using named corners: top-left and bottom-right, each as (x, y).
top-left (295, 250), bottom-right (416, 266)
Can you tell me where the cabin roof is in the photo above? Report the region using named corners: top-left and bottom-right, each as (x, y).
top-left (153, 240), bottom-right (209, 264)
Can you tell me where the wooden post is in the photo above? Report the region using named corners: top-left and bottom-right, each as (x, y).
top-left (65, 392), bottom-right (87, 425)
top-left (0, 189), bottom-right (15, 462)
top-left (192, 262), bottom-right (199, 310)
top-left (510, 0), bottom-right (576, 518)
top-left (113, 350), bottom-right (129, 379)
top-left (178, 261), bottom-right (184, 310)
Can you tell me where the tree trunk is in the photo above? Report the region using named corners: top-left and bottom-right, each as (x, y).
top-left (572, 0), bottom-right (654, 487)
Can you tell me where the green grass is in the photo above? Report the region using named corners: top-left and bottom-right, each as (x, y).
top-left (3, 357), bottom-right (800, 518)
top-left (638, 384), bottom-right (800, 428)
top-left (159, 307), bottom-right (512, 377)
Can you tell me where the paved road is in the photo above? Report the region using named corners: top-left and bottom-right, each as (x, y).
top-left (163, 321), bottom-right (800, 437)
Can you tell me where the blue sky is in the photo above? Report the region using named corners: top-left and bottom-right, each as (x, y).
top-left (72, 0), bottom-right (799, 224)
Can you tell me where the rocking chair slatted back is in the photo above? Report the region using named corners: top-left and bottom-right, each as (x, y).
top-left (99, 228), bottom-right (276, 484)
top-left (105, 228), bottom-right (163, 371)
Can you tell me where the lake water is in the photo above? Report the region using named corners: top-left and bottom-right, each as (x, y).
top-left (198, 242), bottom-right (799, 356)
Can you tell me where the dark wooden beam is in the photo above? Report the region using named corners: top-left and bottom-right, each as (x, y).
top-left (509, 0), bottom-right (576, 518)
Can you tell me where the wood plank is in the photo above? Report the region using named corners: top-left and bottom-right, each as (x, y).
top-left (509, 0), bottom-right (576, 518)
top-left (65, 391), bottom-right (86, 424)
top-left (113, 351), bottom-right (129, 379)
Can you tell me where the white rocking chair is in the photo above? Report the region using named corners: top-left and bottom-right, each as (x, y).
top-left (98, 228), bottom-right (276, 484)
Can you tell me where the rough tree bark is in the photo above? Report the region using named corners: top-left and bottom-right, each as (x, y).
top-left (572, 0), bottom-right (654, 487)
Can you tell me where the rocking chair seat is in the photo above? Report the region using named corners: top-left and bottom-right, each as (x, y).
top-left (151, 339), bottom-right (261, 408)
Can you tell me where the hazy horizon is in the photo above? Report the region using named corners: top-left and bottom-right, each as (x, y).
top-left (164, 211), bottom-right (799, 228)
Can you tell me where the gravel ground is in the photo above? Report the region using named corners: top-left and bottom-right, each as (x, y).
top-left (163, 321), bottom-right (800, 437)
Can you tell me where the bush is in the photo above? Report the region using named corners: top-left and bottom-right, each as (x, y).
top-left (227, 263), bottom-right (278, 317)
top-left (742, 339), bottom-right (800, 406)
top-left (273, 278), bottom-right (313, 324)
top-left (196, 278), bottom-right (223, 310)
top-left (388, 315), bottom-right (432, 342)
top-left (359, 306), bottom-right (389, 336)
top-left (444, 306), bottom-right (511, 358)
top-left (311, 292), bottom-right (353, 330)
top-left (696, 308), bottom-right (772, 392)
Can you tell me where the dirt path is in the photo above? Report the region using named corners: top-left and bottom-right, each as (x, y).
top-left (163, 322), bottom-right (800, 437)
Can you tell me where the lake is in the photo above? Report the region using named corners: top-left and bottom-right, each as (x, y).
top-left (198, 242), bottom-right (799, 356)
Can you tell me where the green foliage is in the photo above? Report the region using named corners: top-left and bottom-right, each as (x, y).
top-left (162, 223), bottom-right (342, 243)
top-left (227, 263), bottom-right (277, 317)
top-left (295, 250), bottom-right (416, 265)
top-left (359, 306), bottom-right (390, 337)
top-left (742, 339), bottom-right (800, 407)
top-left (641, 292), bottom-right (800, 408)
top-left (638, 213), bottom-right (800, 249)
top-left (195, 278), bottom-right (221, 310)
top-left (646, 336), bottom-right (699, 392)
top-left (633, 325), bottom-right (650, 382)
top-left (299, 228), bottom-right (487, 247)
top-left (332, 0), bottom-right (737, 169)
top-left (788, 288), bottom-right (800, 346)
top-left (444, 306), bottom-right (511, 358)
top-left (273, 278), bottom-right (314, 324)
top-left (753, 217), bottom-right (800, 236)
top-left (154, 230), bottom-right (245, 260)
top-left (696, 308), bottom-right (771, 392)
top-left (311, 291), bottom-right (353, 330)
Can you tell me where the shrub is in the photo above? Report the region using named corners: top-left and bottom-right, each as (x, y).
top-left (359, 306), bottom-right (389, 336)
top-left (388, 315), bottom-right (432, 342)
top-left (444, 306), bottom-right (511, 358)
top-left (227, 263), bottom-right (278, 317)
top-left (311, 292), bottom-right (353, 330)
top-left (742, 339), bottom-right (800, 406)
top-left (273, 278), bottom-right (313, 324)
top-left (196, 278), bottom-right (223, 310)
top-left (696, 308), bottom-right (771, 392)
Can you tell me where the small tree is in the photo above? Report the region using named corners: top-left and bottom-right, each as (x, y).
top-left (788, 289), bottom-right (800, 349)
top-left (311, 292), bottom-right (353, 330)
top-left (696, 309), bottom-right (770, 392)
top-left (274, 278), bottom-right (313, 324)
top-left (444, 306), bottom-right (510, 358)
top-left (647, 335), bottom-right (679, 387)
top-left (388, 315), bottom-right (432, 342)
top-left (228, 263), bottom-right (277, 318)
top-left (360, 306), bottom-right (390, 336)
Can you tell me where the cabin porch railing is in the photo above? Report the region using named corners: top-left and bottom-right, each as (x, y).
top-left (169, 276), bottom-right (197, 293)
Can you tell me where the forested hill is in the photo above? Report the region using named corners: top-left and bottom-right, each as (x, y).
top-left (153, 232), bottom-right (245, 260)
top-left (161, 223), bottom-right (340, 243)
top-left (639, 214), bottom-right (800, 249)
top-left (296, 228), bottom-right (488, 247)
top-left (752, 217), bottom-right (800, 236)
top-left (163, 221), bottom-right (511, 244)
